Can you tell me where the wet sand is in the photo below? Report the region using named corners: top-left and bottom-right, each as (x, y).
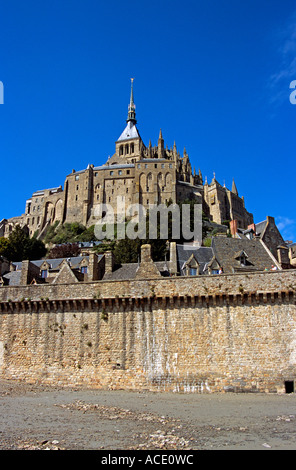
top-left (0, 379), bottom-right (295, 451)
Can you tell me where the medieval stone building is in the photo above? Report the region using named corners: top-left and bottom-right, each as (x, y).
top-left (1, 80), bottom-right (253, 239)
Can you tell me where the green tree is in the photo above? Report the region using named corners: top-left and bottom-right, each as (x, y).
top-left (4, 225), bottom-right (47, 262)
top-left (0, 237), bottom-right (10, 258)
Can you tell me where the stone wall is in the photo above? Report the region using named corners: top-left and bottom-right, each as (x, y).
top-left (0, 270), bottom-right (296, 393)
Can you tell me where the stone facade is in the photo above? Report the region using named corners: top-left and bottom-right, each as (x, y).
top-left (2, 81), bottom-right (253, 238)
top-left (0, 269), bottom-right (296, 393)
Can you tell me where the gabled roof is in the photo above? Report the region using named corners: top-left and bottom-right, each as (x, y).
top-left (102, 261), bottom-right (169, 281)
top-left (176, 245), bottom-right (214, 275)
top-left (255, 220), bottom-right (267, 236)
top-left (211, 237), bottom-right (276, 273)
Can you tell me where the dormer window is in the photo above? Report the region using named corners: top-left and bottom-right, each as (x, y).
top-left (239, 254), bottom-right (247, 266)
top-left (81, 266), bottom-right (88, 274)
top-left (234, 250), bottom-right (249, 267)
top-left (41, 269), bottom-right (48, 279)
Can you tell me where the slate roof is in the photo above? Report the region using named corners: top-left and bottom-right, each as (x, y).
top-left (211, 237), bottom-right (276, 273)
top-left (2, 271), bottom-right (21, 286)
top-left (2, 255), bottom-right (103, 286)
top-left (176, 245), bottom-right (214, 275)
top-left (255, 220), bottom-right (267, 236)
top-left (103, 261), bottom-right (169, 281)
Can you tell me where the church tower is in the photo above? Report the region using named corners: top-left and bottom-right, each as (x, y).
top-left (115, 79), bottom-right (145, 162)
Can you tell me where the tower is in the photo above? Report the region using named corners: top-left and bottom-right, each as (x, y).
top-left (115, 78), bottom-right (144, 162)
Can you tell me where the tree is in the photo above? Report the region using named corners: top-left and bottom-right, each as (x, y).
top-left (0, 237), bottom-right (10, 258)
top-left (4, 225), bottom-right (47, 262)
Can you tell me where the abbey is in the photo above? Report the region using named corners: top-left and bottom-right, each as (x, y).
top-left (1, 80), bottom-right (253, 238)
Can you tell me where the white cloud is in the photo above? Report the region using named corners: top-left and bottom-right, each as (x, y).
top-left (276, 216), bottom-right (296, 242)
top-left (268, 13), bottom-right (296, 105)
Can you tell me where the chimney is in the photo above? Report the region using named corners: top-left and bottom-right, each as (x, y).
top-left (247, 223), bottom-right (256, 232)
top-left (20, 260), bottom-right (40, 286)
top-left (230, 220), bottom-right (238, 237)
top-left (135, 244), bottom-right (160, 279)
top-left (277, 245), bottom-right (290, 269)
top-left (104, 251), bottom-right (115, 274)
top-left (169, 242), bottom-right (178, 275)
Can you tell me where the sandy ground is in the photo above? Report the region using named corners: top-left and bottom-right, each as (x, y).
top-left (0, 379), bottom-right (296, 451)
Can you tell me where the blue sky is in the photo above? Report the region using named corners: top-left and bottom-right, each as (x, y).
top-left (0, 0), bottom-right (295, 241)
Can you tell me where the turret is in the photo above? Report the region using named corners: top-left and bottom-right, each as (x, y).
top-left (158, 129), bottom-right (164, 158)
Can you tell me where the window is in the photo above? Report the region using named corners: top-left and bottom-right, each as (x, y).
top-left (76, 185), bottom-right (79, 190)
top-left (118, 170), bottom-right (122, 175)
top-left (127, 170), bottom-right (130, 175)
top-left (110, 171), bottom-right (114, 176)
top-left (137, 164), bottom-right (141, 169)
top-left (189, 268), bottom-right (197, 276)
top-left (155, 164), bottom-right (158, 168)
top-left (130, 143), bottom-right (134, 153)
top-left (169, 163), bottom-right (172, 168)
top-left (41, 269), bottom-right (48, 279)
top-left (145, 164), bottom-right (148, 168)
top-left (239, 255), bottom-right (247, 266)
top-left (75, 175), bottom-right (79, 181)
top-left (161, 163), bottom-right (165, 168)
top-left (81, 266), bottom-right (88, 274)
top-left (212, 269), bottom-right (220, 275)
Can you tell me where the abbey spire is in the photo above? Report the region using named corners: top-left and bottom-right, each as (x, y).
top-left (117, 78), bottom-right (140, 144)
top-left (127, 78), bottom-right (137, 124)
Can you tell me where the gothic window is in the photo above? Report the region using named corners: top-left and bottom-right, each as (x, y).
top-left (125, 144), bottom-right (129, 154)
top-left (119, 145), bottom-right (124, 156)
top-left (130, 143), bottom-right (134, 153)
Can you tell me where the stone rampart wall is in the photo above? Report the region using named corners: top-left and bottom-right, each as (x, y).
top-left (0, 270), bottom-right (296, 393)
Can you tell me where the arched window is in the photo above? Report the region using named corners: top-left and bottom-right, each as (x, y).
top-left (119, 145), bottom-right (124, 156)
top-left (130, 143), bottom-right (134, 153)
